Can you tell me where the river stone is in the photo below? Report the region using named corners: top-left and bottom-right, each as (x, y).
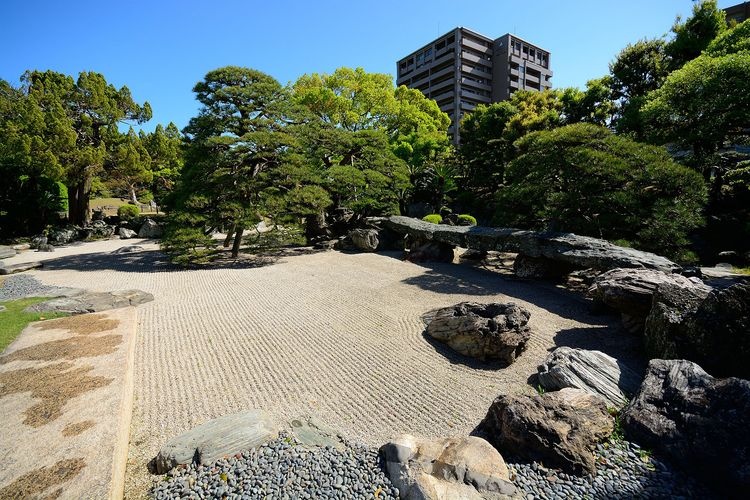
top-left (424, 302), bottom-right (531, 365)
top-left (118, 227), bottom-right (136, 239)
top-left (383, 216), bottom-right (680, 273)
top-left (153, 409), bottom-right (278, 474)
top-left (0, 246), bottom-right (16, 259)
top-left (480, 388), bottom-right (613, 475)
top-left (138, 218), bottom-right (163, 238)
top-left (112, 245), bottom-right (145, 254)
top-left (380, 434), bottom-right (518, 499)
top-left (25, 289), bottom-right (154, 313)
top-left (537, 347), bottom-right (641, 409)
top-left (645, 281), bottom-right (750, 378)
top-left (622, 359), bottom-right (750, 492)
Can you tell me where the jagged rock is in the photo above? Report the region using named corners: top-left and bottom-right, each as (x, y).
top-left (48, 227), bottom-right (79, 245)
top-left (138, 218), bottom-right (163, 238)
top-left (622, 359), bottom-right (750, 492)
top-left (424, 302), bottom-right (531, 365)
top-left (0, 246), bottom-right (16, 259)
top-left (513, 254), bottom-right (572, 279)
top-left (645, 282), bottom-right (750, 378)
top-left (153, 409), bottom-right (278, 474)
top-left (118, 227), bottom-right (136, 239)
top-left (380, 434), bottom-right (518, 500)
top-left (30, 235), bottom-right (47, 249)
top-left (36, 243), bottom-right (55, 252)
top-left (459, 249), bottom-right (487, 261)
top-left (25, 289), bottom-right (154, 313)
top-left (349, 228), bottom-right (380, 252)
top-left (589, 268), bottom-right (711, 333)
top-left (480, 388), bottom-right (613, 475)
top-left (406, 235), bottom-right (455, 263)
top-left (383, 216), bottom-right (680, 273)
top-left (537, 347), bottom-right (641, 409)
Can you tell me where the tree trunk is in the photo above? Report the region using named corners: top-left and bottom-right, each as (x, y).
top-left (223, 224), bottom-right (235, 248)
top-left (67, 182), bottom-right (90, 226)
top-left (231, 225), bottom-right (244, 258)
top-left (129, 185), bottom-right (139, 205)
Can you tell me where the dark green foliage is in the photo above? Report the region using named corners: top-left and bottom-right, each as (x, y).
top-left (422, 214), bottom-right (442, 224)
top-left (666, 0), bottom-right (726, 70)
top-left (117, 204), bottom-right (140, 221)
top-left (457, 214), bottom-right (477, 226)
top-left (495, 124), bottom-right (707, 257)
top-left (705, 19), bottom-right (750, 56)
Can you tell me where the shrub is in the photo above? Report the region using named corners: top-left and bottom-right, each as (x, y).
top-left (117, 204), bottom-right (140, 221)
top-left (495, 123), bottom-right (707, 257)
top-left (422, 214), bottom-right (442, 224)
top-left (457, 214), bottom-right (477, 226)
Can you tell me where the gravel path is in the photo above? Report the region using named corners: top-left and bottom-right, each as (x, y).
top-left (2, 239), bottom-right (641, 498)
top-left (0, 274), bottom-right (75, 301)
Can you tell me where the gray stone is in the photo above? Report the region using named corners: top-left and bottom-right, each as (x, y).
top-left (0, 246), bottom-right (16, 259)
top-left (380, 434), bottom-right (518, 499)
top-left (153, 409), bottom-right (278, 474)
top-left (589, 268), bottom-right (711, 333)
top-left (424, 302), bottom-right (531, 365)
top-left (537, 347), bottom-right (641, 409)
top-left (30, 235), bottom-right (47, 249)
top-left (36, 243), bottom-right (55, 252)
top-left (405, 234), bottom-right (455, 263)
top-left (118, 227), bottom-right (137, 239)
top-left (11, 244), bottom-right (30, 251)
top-left (25, 289), bottom-right (154, 313)
top-left (480, 388), bottom-right (613, 475)
top-left (288, 416), bottom-right (345, 450)
top-left (382, 216), bottom-right (680, 273)
top-left (645, 281), bottom-right (750, 378)
top-left (349, 229), bottom-right (380, 252)
top-left (138, 218), bottom-right (163, 238)
top-left (48, 227), bottom-right (79, 245)
top-left (513, 254), bottom-right (572, 279)
top-left (0, 261), bottom-right (43, 275)
top-left (0, 305), bottom-right (5, 312)
top-left (622, 359), bottom-right (750, 492)
top-left (112, 245), bottom-right (145, 254)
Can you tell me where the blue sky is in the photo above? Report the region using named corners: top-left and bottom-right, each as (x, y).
top-left (2, 0), bottom-right (738, 131)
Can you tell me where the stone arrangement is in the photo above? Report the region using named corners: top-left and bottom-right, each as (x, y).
top-left (424, 302), bottom-right (531, 365)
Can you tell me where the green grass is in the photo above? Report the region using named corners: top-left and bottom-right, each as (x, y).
top-left (732, 266), bottom-right (750, 275)
top-left (0, 297), bottom-right (69, 353)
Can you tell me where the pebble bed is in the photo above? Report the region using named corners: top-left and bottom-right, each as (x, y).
top-left (152, 435), bottom-right (718, 500)
top-left (509, 439), bottom-right (718, 500)
top-left (151, 433), bottom-right (399, 500)
top-left (0, 275), bottom-right (71, 301)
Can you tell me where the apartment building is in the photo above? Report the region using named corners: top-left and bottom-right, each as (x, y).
top-left (396, 27), bottom-right (552, 143)
top-left (724, 1), bottom-right (750, 23)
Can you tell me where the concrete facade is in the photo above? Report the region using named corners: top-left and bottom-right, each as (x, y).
top-left (396, 27), bottom-right (552, 143)
top-left (725, 1), bottom-right (750, 24)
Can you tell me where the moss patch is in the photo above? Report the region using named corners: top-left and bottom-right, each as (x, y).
top-left (0, 457), bottom-right (86, 499)
top-left (62, 420), bottom-right (95, 437)
top-left (0, 362), bottom-right (113, 427)
top-left (0, 297), bottom-right (69, 353)
top-left (38, 314), bottom-right (119, 336)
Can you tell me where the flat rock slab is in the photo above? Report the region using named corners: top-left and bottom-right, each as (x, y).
top-left (0, 307), bottom-right (137, 499)
top-left (288, 416), bottom-right (346, 450)
top-left (26, 289), bottom-right (154, 314)
top-left (0, 246), bottom-right (16, 259)
top-left (0, 261), bottom-right (43, 275)
top-left (153, 410), bottom-right (278, 474)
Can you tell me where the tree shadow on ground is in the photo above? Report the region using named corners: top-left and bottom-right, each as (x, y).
top-left (37, 246), bottom-right (325, 274)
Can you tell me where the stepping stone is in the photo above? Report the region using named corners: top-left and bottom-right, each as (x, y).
top-left (0, 262), bottom-right (43, 275)
top-left (153, 410), bottom-right (278, 474)
top-left (0, 246), bottom-right (16, 259)
top-left (25, 289), bottom-right (154, 314)
top-left (288, 416), bottom-right (346, 450)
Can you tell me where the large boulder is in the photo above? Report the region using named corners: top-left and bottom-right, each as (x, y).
top-left (30, 235), bottom-right (47, 249)
top-left (424, 302), bottom-right (531, 365)
top-left (380, 434), bottom-right (518, 500)
top-left (406, 235), bottom-right (455, 263)
top-left (118, 227), bottom-right (136, 239)
top-left (512, 254), bottom-right (572, 279)
top-left (645, 282), bottom-right (750, 378)
top-left (48, 227), bottom-right (79, 245)
top-left (589, 268), bottom-right (711, 333)
top-left (622, 359), bottom-right (750, 492)
top-left (153, 410), bottom-right (278, 474)
top-left (480, 388), bottom-right (613, 475)
top-left (349, 228), bottom-right (380, 252)
top-left (138, 218), bottom-right (163, 238)
top-left (0, 246), bottom-right (16, 259)
top-left (536, 347), bottom-right (641, 409)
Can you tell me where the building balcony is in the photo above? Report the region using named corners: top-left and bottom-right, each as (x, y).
top-left (461, 64), bottom-right (492, 78)
top-left (461, 38), bottom-right (492, 54)
top-left (430, 65), bottom-right (455, 81)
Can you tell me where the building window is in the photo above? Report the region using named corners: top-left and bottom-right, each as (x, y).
top-left (416, 53), bottom-right (424, 67)
top-left (447, 35), bottom-right (455, 44)
top-left (437, 40), bottom-right (445, 50)
top-left (425, 48), bottom-right (433, 60)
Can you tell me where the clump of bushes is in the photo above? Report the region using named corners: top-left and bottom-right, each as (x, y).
top-left (457, 214), bottom-right (477, 226)
top-left (422, 214), bottom-right (442, 224)
top-left (117, 204), bottom-right (140, 221)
